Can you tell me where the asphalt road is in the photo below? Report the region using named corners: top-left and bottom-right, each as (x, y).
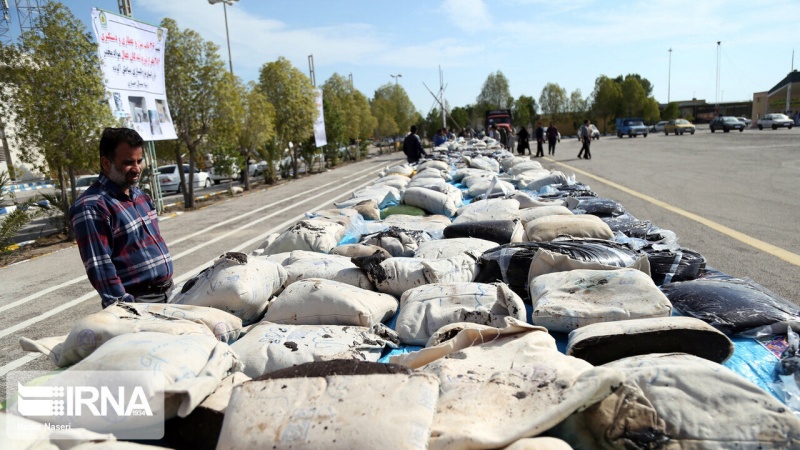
top-left (1, 130), bottom-right (799, 399)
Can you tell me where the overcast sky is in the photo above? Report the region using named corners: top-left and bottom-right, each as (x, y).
top-left (7, 0), bottom-right (800, 115)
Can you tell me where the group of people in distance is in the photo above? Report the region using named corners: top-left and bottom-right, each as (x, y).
top-left (402, 118), bottom-right (596, 164)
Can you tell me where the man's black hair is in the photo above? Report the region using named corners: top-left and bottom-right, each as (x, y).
top-left (99, 127), bottom-right (144, 160)
top-left (410, 125), bottom-right (417, 133)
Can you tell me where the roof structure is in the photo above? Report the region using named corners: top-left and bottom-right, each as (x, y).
top-left (768, 70), bottom-right (800, 95)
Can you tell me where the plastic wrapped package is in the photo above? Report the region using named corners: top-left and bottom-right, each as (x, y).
top-left (476, 239), bottom-right (646, 302)
top-left (566, 197), bottom-right (626, 218)
top-left (645, 247), bottom-right (707, 285)
top-left (774, 328), bottom-right (800, 415)
top-left (661, 277), bottom-right (800, 336)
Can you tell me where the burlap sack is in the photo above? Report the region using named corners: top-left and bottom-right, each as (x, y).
top-left (216, 373), bottom-right (439, 450)
top-left (566, 316), bottom-right (734, 365)
top-left (417, 160), bottom-right (450, 172)
top-left (401, 186), bottom-right (460, 217)
top-left (281, 250), bottom-right (374, 289)
top-left (414, 237), bottom-right (498, 259)
top-left (507, 160), bottom-right (545, 176)
top-left (466, 155), bottom-right (500, 172)
top-left (20, 302), bottom-right (242, 367)
top-left (350, 199), bottom-right (380, 220)
top-left (174, 252), bottom-right (287, 325)
top-left (499, 156), bottom-right (533, 172)
top-left (382, 214), bottom-right (451, 238)
top-left (371, 174), bottom-right (410, 191)
top-left (359, 254), bottom-right (480, 298)
top-left (453, 198), bottom-right (520, 224)
top-left (0, 411), bottom-right (120, 449)
top-left (413, 167), bottom-right (449, 180)
top-left (519, 205), bottom-right (574, 224)
top-left (467, 178), bottom-right (517, 198)
top-left (264, 278), bottom-right (397, 327)
top-left (452, 168), bottom-right (491, 182)
top-left (530, 268), bottom-right (672, 333)
top-left (231, 322), bottom-right (399, 378)
top-left (553, 353), bottom-right (800, 449)
top-left (506, 191), bottom-right (549, 209)
top-left (390, 318), bottom-right (624, 450)
top-left (329, 243), bottom-right (392, 259)
top-left (525, 214), bottom-right (614, 242)
top-left (503, 437), bottom-right (574, 450)
top-left (14, 332), bottom-right (241, 429)
top-left (263, 219), bottom-right (347, 254)
top-left (383, 164), bottom-right (414, 177)
top-left (518, 171), bottom-right (568, 192)
top-left (360, 226), bottom-right (431, 257)
top-left (395, 282), bottom-right (527, 345)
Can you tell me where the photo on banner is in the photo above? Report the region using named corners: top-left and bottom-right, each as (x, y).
top-left (91, 8), bottom-right (177, 141)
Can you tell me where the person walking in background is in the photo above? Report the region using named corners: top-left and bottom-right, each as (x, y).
top-left (433, 128), bottom-right (447, 147)
top-left (577, 119), bottom-right (592, 160)
top-left (403, 125), bottom-right (428, 163)
top-left (516, 125), bottom-right (530, 155)
top-left (498, 126), bottom-right (508, 149)
top-left (534, 121), bottom-right (545, 157)
top-left (546, 121), bottom-right (559, 156)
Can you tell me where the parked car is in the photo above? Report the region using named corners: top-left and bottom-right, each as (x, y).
top-left (736, 117), bottom-right (752, 127)
top-left (615, 118), bottom-right (648, 138)
top-left (157, 164), bottom-right (211, 193)
top-left (709, 116), bottom-right (745, 133)
top-left (74, 175), bottom-right (99, 194)
top-left (757, 113), bottom-right (794, 130)
top-left (664, 119), bottom-right (696, 135)
top-left (209, 162), bottom-right (240, 184)
top-left (651, 121), bottom-right (668, 132)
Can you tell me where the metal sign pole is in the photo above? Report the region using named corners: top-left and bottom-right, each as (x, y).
top-left (144, 141), bottom-right (163, 213)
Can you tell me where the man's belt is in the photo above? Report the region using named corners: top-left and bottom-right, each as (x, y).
top-left (126, 279), bottom-right (174, 298)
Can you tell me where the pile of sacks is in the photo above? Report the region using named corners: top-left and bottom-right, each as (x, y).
top-left (12, 144), bottom-right (800, 449)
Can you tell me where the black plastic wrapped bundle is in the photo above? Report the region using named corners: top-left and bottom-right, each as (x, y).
top-left (538, 182), bottom-right (596, 199)
top-left (571, 197), bottom-right (626, 218)
top-left (476, 239), bottom-right (643, 302)
top-left (661, 277), bottom-right (800, 336)
top-left (645, 247), bottom-right (706, 285)
top-left (604, 217), bottom-right (654, 239)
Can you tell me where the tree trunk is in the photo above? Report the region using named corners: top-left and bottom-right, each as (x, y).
top-left (186, 147), bottom-right (196, 209)
top-left (175, 149), bottom-right (188, 206)
top-left (67, 165), bottom-right (77, 206)
top-left (58, 165), bottom-right (74, 240)
top-left (292, 147), bottom-right (299, 179)
top-left (242, 151), bottom-right (251, 191)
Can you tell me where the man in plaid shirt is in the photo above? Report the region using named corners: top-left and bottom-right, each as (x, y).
top-left (70, 128), bottom-right (173, 308)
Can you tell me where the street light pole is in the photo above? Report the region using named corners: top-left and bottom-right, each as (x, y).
top-left (208, 0), bottom-right (238, 75)
top-left (390, 74), bottom-right (402, 87)
top-left (668, 48), bottom-right (672, 103)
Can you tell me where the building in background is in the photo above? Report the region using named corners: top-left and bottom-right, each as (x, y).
top-left (752, 70), bottom-right (800, 122)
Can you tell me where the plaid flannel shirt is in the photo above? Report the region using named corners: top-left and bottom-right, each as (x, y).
top-left (70, 174), bottom-right (173, 307)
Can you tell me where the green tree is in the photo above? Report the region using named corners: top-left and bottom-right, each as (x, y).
top-left (539, 82), bottom-right (569, 120)
top-left (621, 75), bottom-right (646, 117)
top-left (352, 90), bottom-right (377, 141)
top-left (371, 83), bottom-right (416, 139)
top-left (321, 75), bottom-right (348, 166)
top-left (591, 75), bottom-right (623, 133)
top-left (4, 2), bottom-right (115, 237)
top-left (512, 95), bottom-right (538, 129)
top-left (614, 73), bottom-right (653, 97)
top-left (208, 72), bottom-right (246, 187)
top-left (643, 97), bottom-right (661, 124)
top-left (258, 57), bottom-right (317, 179)
top-left (476, 71), bottom-right (512, 110)
top-left (449, 106), bottom-right (470, 132)
top-left (661, 102), bottom-right (680, 120)
top-left (423, 108), bottom-right (443, 143)
top-left (161, 18), bottom-right (227, 208)
top-left (569, 89), bottom-right (589, 127)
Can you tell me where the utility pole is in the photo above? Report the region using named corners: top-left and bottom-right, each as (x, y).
top-left (787, 50), bottom-right (794, 114)
top-left (440, 66), bottom-right (446, 130)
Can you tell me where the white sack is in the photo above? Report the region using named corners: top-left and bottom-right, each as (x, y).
top-left (360, 254), bottom-right (480, 298)
top-left (499, 156), bottom-right (534, 172)
top-left (282, 250), bottom-right (373, 289)
top-left (371, 175), bottom-right (410, 191)
top-left (554, 353), bottom-right (800, 450)
top-left (519, 205), bottom-right (574, 224)
top-left (330, 243), bottom-right (392, 259)
top-left (383, 164), bottom-right (414, 177)
top-left (525, 214), bottom-right (614, 242)
top-left (530, 268), bottom-right (672, 333)
top-left (452, 168), bottom-right (491, 182)
top-left (174, 253), bottom-right (287, 325)
top-left (413, 167), bottom-right (449, 180)
top-left (507, 160), bottom-right (545, 175)
top-left (414, 237), bottom-right (498, 259)
top-left (454, 198), bottom-right (520, 224)
top-left (231, 322), bottom-right (399, 378)
top-left (518, 171), bottom-right (569, 192)
top-left (506, 191), bottom-right (546, 209)
top-left (20, 302), bottom-right (242, 367)
top-left (265, 278), bottom-right (397, 327)
top-left (417, 160), bottom-right (450, 172)
top-left (465, 155), bottom-right (500, 172)
top-left (360, 226), bottom-right (431, 257)
top-left (216, 373), bottom-right (439, 450)
top-left (264, 219), bottom-right (347, 254)
top-left (396, 282), bottom-right (527, 345)
top-left (401, 186), bottom-right (460, 217)
top-left (382, 214), bottom-right (452, 236)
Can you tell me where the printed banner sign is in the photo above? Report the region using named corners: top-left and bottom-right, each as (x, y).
top-left (313, 88), bottom-right (327, 148)
top-left (91, 8), bottom-right (177, 140)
